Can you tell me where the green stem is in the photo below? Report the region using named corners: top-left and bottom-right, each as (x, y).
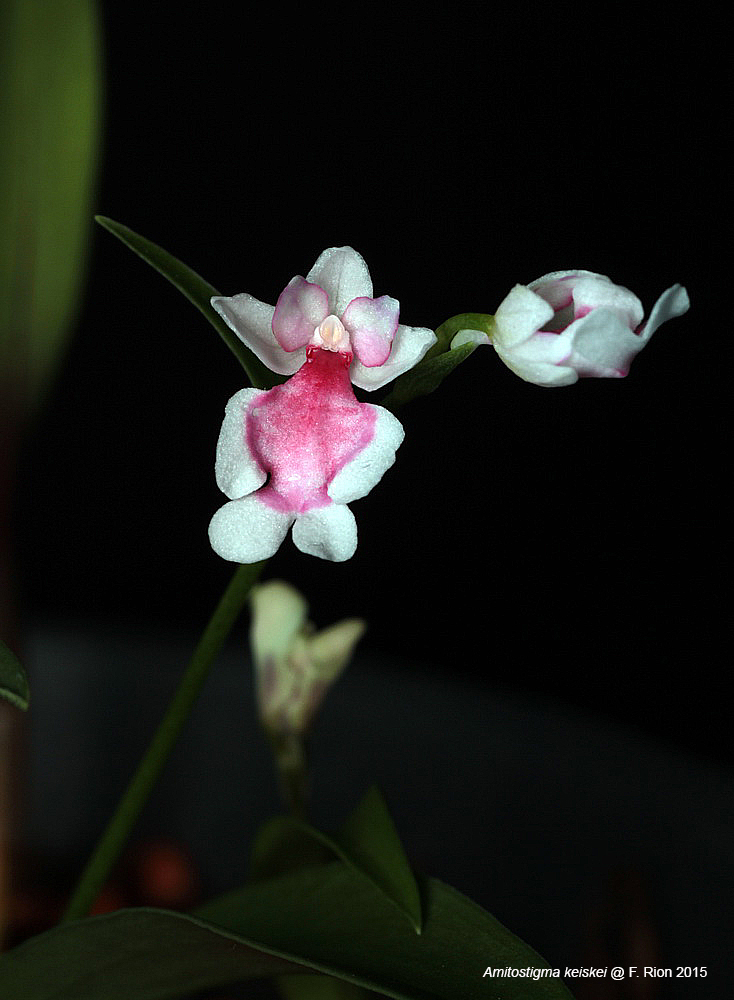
top-left (61, 560), bottom-right (265, 922)
top-left (268, 730), bottom-right (309, 820)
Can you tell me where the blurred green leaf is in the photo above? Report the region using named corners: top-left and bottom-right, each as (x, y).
top-left (0, 864), bottom-right (575, 999)
top-left (1, 0), bottom-right (100, 412)
top-left (0, 638), bottom-right (29, 710)
top-left (94, 216), bottom-right (278, 390)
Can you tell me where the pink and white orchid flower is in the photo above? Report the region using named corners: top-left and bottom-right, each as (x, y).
top-left (208, 247), bottom-right (436, 563)
top-left (454, 271), bottom-right (689, 387)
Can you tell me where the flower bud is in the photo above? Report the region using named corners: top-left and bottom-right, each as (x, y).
top-left (453, 271), bottom-right (689, 387)
top-left (250, 580), bottom-right (365, 736)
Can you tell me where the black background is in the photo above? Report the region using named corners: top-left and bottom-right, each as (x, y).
top-left (17, 1), bottom-right (724, 765)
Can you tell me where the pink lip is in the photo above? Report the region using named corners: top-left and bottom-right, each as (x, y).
top-left (246, 347), bottom-right (377, 514)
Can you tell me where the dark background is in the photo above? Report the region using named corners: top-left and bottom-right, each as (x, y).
top-left (9, 3), bottom-right (730, 993)
top-left (17, 2), bottom-right (723, 763)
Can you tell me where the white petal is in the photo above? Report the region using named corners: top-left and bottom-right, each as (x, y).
top-left (292, 504), bottom-right (357, 562)
top-left (209, 496), bottom-right (294, 563)
top-left (450, 329), bottom-right (490, 349)
top-left (328, 405), bottom-right (404, 504)
top-left (306, 619), bottom-right (366, 681)
top-left (528, 269), bottom-right (607, 306)
top-left (211, 293), bottom-right (306, 376)
top-left (494, 332), bottom-right (578, 387)
top-left (350, 323), bottom-right (437, 391)
top-left (215, 388), bottom-right (267, 499)
top-left (529, 268), bottom-right (606, 284)
top-left (493, 285), bottom-right (555, 349)
top-left (570, 275), bottom-right (644, 329)
top-left (306, 247), bottom-right (373, 315)
top-left (528, 271), bottom-right (644, 331)
top-left (565, 308), bottom-right (641, 376)
top-left (250, 580), bottom-right (309, 666)
top-left (638, 284), bottom-right (690, 344)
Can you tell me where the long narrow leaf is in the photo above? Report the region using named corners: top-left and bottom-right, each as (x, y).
top-left (94, 216), bottom-right (276, 389)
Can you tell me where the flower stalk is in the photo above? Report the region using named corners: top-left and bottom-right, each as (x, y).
top-left (61, 560), bottom-right (265, 922)
top-left (267, 729), bottom-right (310, 819)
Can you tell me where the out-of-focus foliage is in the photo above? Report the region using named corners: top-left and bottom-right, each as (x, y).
top-left (0, 0), bottom-right (101, 414)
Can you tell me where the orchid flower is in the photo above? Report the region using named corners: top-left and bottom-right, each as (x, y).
top-left (208, 247), bottom-right (436, 562)
top-left (453, 271), bottom-right (690, 387)
top-left (250, 579), bottom-right (365, 737)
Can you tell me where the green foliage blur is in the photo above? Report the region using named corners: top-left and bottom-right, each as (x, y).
top-left (1, 0), bottom-right (101, 418)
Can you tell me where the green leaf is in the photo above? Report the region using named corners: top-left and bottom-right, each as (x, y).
top-left (250, 786), bottom-right (422, 933)
top-left (0, 907), bottom-right (301, 1000)
top-left (94, 216), bottom-right (278, 390)
top-left (380, 313), bottom-right (494, 410)
top-left (249, 814), bottom-right (335, 881)
top-left (202, 862), bottom-right (576, 1000)
top-left (277, 973), bottom-right (371, 1000)
top-left (0, 639), bottom-right (29, 710)
top-left (0, 864), bottom-right (576, 1000)
top-left (1, 0), bottom-right (100, 412)
top-left (334, 785), bottom-right (421, 933)
top-left (248, 821), bottom-right (374, 1000)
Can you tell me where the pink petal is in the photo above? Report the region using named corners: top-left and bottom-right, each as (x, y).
top-left (341, 295), bottom-right (400, 367)
top-left (272, 277), bottom-right (329, 352)
top-left (350, 323), bottom-right (437, 391)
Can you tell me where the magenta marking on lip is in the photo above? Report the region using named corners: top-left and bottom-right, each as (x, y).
top-left (246, 348), bottom-right (376, 515)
